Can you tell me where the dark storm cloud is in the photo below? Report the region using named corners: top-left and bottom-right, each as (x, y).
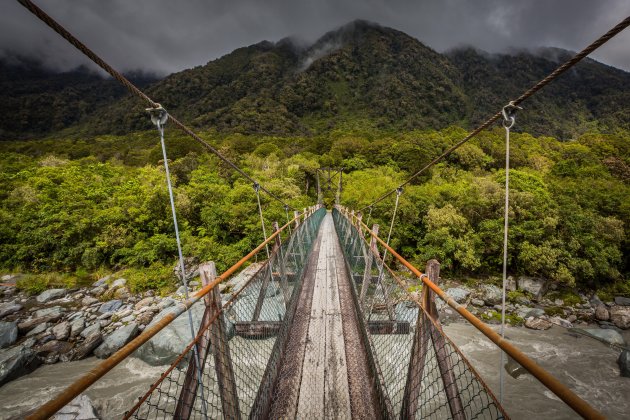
top-left (2, 0), bottom-right (629, 75)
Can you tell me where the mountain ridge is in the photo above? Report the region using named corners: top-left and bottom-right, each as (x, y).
top-left (1, 19), bottom-right (628, 140)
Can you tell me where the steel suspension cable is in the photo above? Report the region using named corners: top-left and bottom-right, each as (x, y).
top-left (359, 15), bottom-right (630, 212)
top-left (153, 111), bottom-right (209, 419)
top-left (16, 0), bottom-right (296, 212)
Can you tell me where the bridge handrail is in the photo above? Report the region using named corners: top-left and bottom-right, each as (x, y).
top-left (25, 206), bottom-right (322, 420)
top-left (337, 206), bottom-right (604, 420)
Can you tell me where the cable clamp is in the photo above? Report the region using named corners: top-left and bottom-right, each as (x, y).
top-left (252, 182), bottom-right (260, 193)
top-left (396, 187), bottom-right (404, 196)
top-left (501, 101), bottom-right (522, 129)
top-left (146, 104), bottom-right (168, 127)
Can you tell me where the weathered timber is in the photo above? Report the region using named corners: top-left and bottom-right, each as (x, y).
top-left (175, 262), bottom-right (240, 420)
top-left (360, 224), bottom-right (379, 305)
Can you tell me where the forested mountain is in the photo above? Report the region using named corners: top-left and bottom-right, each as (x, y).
top-left (0, 55), bottom-right (157, 140)
top-left (0, 20), bottom-right (628, 297)
top-left (1, 20), bottom-right (629, 140)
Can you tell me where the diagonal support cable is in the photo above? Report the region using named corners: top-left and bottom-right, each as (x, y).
top-left (151, 108), bottom-right (209, 419)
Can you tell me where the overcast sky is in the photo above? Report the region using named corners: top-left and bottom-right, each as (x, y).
top-left (2, 0), bottom-right (629, 75)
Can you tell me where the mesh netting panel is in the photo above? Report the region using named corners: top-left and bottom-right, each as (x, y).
top-left (126, 208), bottom-right (326, 419)
top-left (332, 208), bottom-right (506, 420)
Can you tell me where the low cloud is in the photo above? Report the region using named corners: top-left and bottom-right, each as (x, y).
top-left (2, 0), bottom-right (629, 75)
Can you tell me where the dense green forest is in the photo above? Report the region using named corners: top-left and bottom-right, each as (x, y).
top-left (1, 124), bottom-right (628, 296)
top-left (1, 20), bottom-right (628, 296)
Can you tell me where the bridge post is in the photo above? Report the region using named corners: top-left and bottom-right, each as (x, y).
top-left (273, 221), bottom-right (290, 303)
top-left (424, 260), bottom-right (465, 420)
top-left (422, 260), bottom-right (440, 319)
top-left (294, 210), bottom-right (300, 229)
top-left (175, 262), bottom-right (240, 420)
top-left (360, 224), bottom-right (379, 304)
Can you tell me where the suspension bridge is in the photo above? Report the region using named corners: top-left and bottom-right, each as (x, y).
top-left (13, 0), bottom-right (630, 418)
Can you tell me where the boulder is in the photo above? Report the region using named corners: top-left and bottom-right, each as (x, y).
top-left (445, 287), bottom-right (470, 304)
top-left (590, 294), bottom-right (603, 307)
top-left (471, 298), bottom-right (485, 307)
top-left (614, 297), bottom-right (630, 306)
top-left (110, 278), bottom-right (127, 289)
top-left (26, 322), bottom-right (50, 337)
top-left (70, 318), bottom-right (85, 338)
top-left (36, 288), bottom-right (68, 303)
top-left (480, 285), bottom-right (502, 306)
top-left (94, 323), bottom-right (139, 359)
top-left (81, 296), bottom-right (99, 306)
top-left (579, 328), bottom-right (626, 347)
top-left (52, 394), bottom-right (99, 420)
top-left (134, 297), bottom-right (155, 310)
top-left (92, 275), bottom-right (110, 288)
top-left (90, 287), bottom-right (106, 297)
top-left (0, 302), bottom-right (22, 319)
top-left (113, 308), bottom-right (133, 320)
top-left (550, 316), bottom-right (572, 328)
top-left (98, 300), bottom-right (123, 314)
top-left (517, 277), bottom-right (547, 299)
top-left (36, 340), bottom-right (74, 356)
top-left (64, 332), bottom-right (103, 361)
top-left (80, 323), bottom-right (100, 339)
top-left (505, 355), bottom-right (528, 379)
top-left (158, 298), bottom-right (175, 310)
top-left (35, 306), bottom-right (65, 319)
top-left (135, 311), bottom-right (154, 326)
top-left (52, 321), bottom-right (71, 341)
top-left (618, 350), bottom-right (630, 378)
top-left (595, 304), bottom-right (610, 321)
top-left (524, 317), bottom-right (552, 330)
top-left (0, 344), bottom-right (41, 386)
top-left (114, 287), bottom-right (131, 300)
top-left (610, 306), bottom-right (630, 329)
top-left (0, 321), bottom-right (18, 349)
top-left (134, 302), bottom-right (204, 366)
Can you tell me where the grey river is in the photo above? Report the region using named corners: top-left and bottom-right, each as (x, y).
top-left (0, 324), bottom-right (628, 419)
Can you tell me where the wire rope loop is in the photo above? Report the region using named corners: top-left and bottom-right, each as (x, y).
top-left (146, 104), bottom-right (168, 127)
top-left (501, 101), bottom-right (522, 129)
top-left (396, 187), bottom-right (404, 196)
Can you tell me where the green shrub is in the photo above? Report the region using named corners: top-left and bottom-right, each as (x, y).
top-left (123, 263), bottom-right (177, 294)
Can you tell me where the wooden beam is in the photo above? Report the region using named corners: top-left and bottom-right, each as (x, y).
top-left (234, 321), bottom-right (281, 338)
top-left (360, 224), bottom-right (379, 304)
top-left (273, 221), bottom-right (290, 304)
top-left (175, 262), bottom-right (240, 419)
top-left (366, 320), bottom-right (410, 335)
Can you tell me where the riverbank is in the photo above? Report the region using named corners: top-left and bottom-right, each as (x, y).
top-left (1, 270), bottom-right (629, 418)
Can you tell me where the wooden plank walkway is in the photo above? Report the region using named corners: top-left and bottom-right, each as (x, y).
top-left (269, 212), bottom-right (379, 419)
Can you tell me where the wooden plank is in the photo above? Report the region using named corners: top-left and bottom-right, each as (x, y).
top-left (234, 321), bottom-right (281, 338)
top-left (360, 224), bottom-right (379, 304)
top-left (324, 249), bottom-right (351, 419)
top-left (297, 232), bottom-right (327, 415)
top-left (175, 262), bottom-right (240, 420)
top-left (366, 320), bottom-right (410, 335)
top-left (272, 221), bottom-right (290, 303)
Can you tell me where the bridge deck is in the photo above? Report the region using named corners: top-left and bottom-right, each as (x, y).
top-left (270, 212), bottom-right (379, 418)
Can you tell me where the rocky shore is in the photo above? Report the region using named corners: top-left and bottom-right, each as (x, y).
top-left (435, 275), bottom-right (630, 377)
top-left (0, 264), bottom-right (261, 390)
top-left (0, 270), bottom-right (628, 404)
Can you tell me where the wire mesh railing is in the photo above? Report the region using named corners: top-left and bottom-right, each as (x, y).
top-left (332, 207), bottom-right (507, 419)
top-left (123, 207), bottom-right (326, 419)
